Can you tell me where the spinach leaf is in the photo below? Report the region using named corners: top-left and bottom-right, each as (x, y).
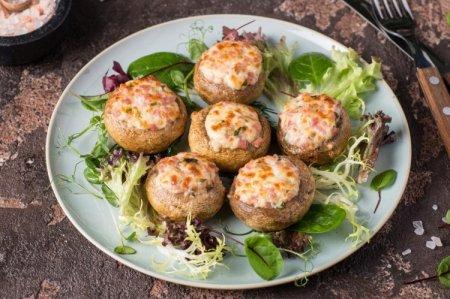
top-left (188, 38), bottom-right (208, 61)
top-left (114, 245), bottom-right (136, 255)
top-left (244, 235), bottom-right (284, 280)
top-left (77, 94), bottom-right (109, 112)
top-left (437, 256), bottom-right (450, 288)
top-left (127, 52), bottom-right (194, 89)
top-left (101, 184), bottom-right (119, 207)
top-left (292, 204), bottom-right (346, 234)
top-left (370, 169), bottom-right (397, 191)
top-left (288, 53), bottom-right (333, 85)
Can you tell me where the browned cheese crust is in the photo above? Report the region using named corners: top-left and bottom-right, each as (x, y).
top-left (228, 156), bottom-right (315, 232)
top-left (193, 61), bottom-right (266, 105)
top-left (188, 103), bottom-right (271, 172)
top-left (277, 100), bottom-right (351, 165)
top-left (145, 156), bottom-right (225, 221)
top-left (104, 77), bottom-right (187, 154)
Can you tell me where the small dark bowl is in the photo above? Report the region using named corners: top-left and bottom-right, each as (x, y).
top-left (0, 0), bottom-right (72, 65)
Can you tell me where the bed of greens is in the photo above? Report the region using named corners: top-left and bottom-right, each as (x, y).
top-left (55, 20), bottom-right (401, 284)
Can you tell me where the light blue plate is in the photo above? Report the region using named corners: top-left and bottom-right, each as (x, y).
top-left (46, 15), bottom-right (411, 289)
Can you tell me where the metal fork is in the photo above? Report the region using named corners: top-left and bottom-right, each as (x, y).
top-left (371, 0), bottom-right (450, 157)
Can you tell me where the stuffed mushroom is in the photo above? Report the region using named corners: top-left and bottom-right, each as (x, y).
top-left (194, 40), bottom-right (265, 104)
top-left (188, 101), bottom-right (271, 172)
top-left (277, 93), bottom-right (351, 165)
top-left (228, 155), bottom-right (315, 232)
top-left (145, 152), bottom-right (225, 221)
top-left (104, 76), bottom-right (187, 154)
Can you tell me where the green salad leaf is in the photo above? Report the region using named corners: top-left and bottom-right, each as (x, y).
top-left (244, 235), bottom-right (284, 280)
top-left (127, 52), bottom-right (194, 89)
top-left (288, 52), bottom-right (333, 86)
top-left (101, 183), bottom-right (119, 207)
top-left (370, 169), bottom-right (397, 191)
top-left (114, 245), bottom-right (136, 255)
top-left (262, 37), bottom-right (297, 110)
top-left (292, 204), bottom-right (346, 234)
top-left (437, 256), bottom-right (450, 288)
top-left (83, 167), bottom-right (102, 184)
top-left (303, 48), bottom-right (382, 119)
top-left (444, 209), bottom-right (450, 224)
top-left (125, 232), bottom-right (138, 242)
top-left (77, 93), bottom-right (109, 112)
top-left (188, 38), bottom-right (208, 61)
top-left (169, 69), bottom-right (186, 88)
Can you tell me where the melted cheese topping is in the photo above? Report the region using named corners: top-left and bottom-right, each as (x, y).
top-left (279, 93), bottom-right (340, 152)
top-left (205, 102), bottom-right (264, 151)
top-left (198, 40), bottom-right (262, 90)
top-left (154, 152), bottom-right (220, 197)
top-left (232, 155), bottom-right (300, 208)
top-left (109, 77), bottom-right (180, 130)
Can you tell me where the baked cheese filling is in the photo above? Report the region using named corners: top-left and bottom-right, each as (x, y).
top-left (205, 102), bottom-right (263, 151)
top-left (279, 93), bottom-right (340, 152)
top-left (198, 40), bottom-right (262, 90)
top-left (155, 153), bottom-right (220, 197)
top-left (232, 155), bottom-right (300, 209)
top-left (110, 77), bottom-right (180, 131)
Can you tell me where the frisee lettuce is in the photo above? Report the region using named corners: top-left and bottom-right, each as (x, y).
top-left (303, 48), bottom-right (382, 119)
top-left (312, 132), bottom-right (373, 245)
top-left (151, 216), bottom-right (228, 279)
top-left (101, 153), bottom-right (155, 231)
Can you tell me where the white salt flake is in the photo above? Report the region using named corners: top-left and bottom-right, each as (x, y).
top-left (387, 264), bottom-right (392, 269)
top-left (431, 236), bottom-right (442, 247)
top-left (426, 241), bottom-right (436, 250)
top-left (432, 204), bottom-right (438, 211)
top-left (402, 249), bottom-right (411, 256)
top-left (414, 227), bottom-right (424, 236)
top-left (412, 220), bottom-right (423, 229)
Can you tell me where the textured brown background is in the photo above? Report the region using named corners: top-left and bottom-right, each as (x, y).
top-left (1, 0), bottom-right (449, 298)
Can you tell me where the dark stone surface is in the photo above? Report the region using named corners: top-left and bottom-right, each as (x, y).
top-left (0, 0), bottom-right (449, 298)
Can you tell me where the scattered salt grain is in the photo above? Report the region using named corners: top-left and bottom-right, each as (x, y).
top-left (387, 264), bottom-right (392, 269)
top-left (414, 227), bottom-right (424, 235)
top-left (402, 249), bottom-right (411, 256)
top-left (25, 158), bottom-right (34, 165)
top-left (432, 204), bottom-right (438, 211)
top-left (431, 236), bottom-right (442, 247)
top-left (412, 220), bottom-right (423, 229)
top-left (426, 240), bottom-right (436, 250)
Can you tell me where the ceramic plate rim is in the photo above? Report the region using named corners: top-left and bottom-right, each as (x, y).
top-left (45, 14), bottom-right (412, 290)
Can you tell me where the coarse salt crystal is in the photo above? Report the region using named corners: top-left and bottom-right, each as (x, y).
top-left (431, 236), bottom-right (442, 247)
top-left (414, 227), bottom-right (424, 235)
top-left (426, 240), bottom-right (436, 250)
top-left (402, 249), bottom-right (411, 256)
top-left (412, 220), bottom-right (423, 229)
top-left (432, 204), bottom-right (438, 211)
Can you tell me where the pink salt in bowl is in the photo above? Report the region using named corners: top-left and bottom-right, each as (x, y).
top-left (0, 0), bottom-right (71, 65)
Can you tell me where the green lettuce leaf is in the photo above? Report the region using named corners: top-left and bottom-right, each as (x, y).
top-left (303, 48), bottom-right (382, 119)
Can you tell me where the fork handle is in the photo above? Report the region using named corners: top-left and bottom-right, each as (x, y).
top-left (416, 66), bottom-right (450, 157)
